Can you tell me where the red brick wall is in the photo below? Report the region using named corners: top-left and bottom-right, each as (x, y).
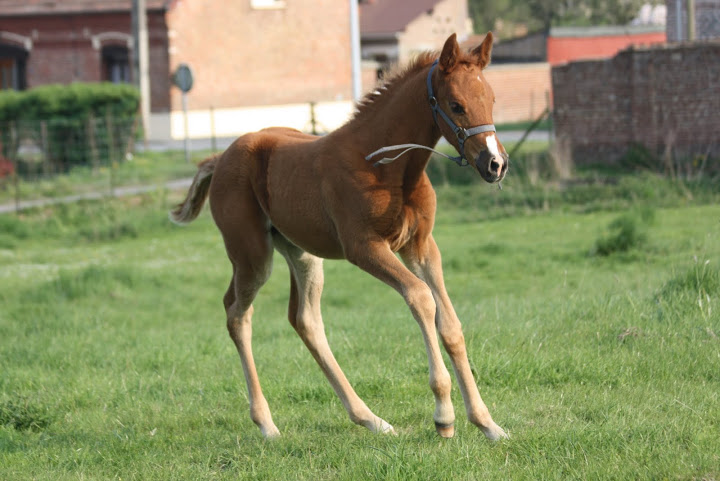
top-left (484, 63), bottom-right (551, 124)
top-left (166, 0), bottom-right (353, 111)
top-left (547, 32), bottom-right (667, 65)
top-left (552, 42), bottom-right (720, 165)
top-left (1, 12), bottom-right (170, 112)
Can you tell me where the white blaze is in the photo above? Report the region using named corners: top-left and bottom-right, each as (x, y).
top-left (485, 134), bottom-right (501, 158)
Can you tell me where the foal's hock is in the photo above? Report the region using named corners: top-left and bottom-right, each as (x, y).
top-left (171, 32), bottom-right (509, 440)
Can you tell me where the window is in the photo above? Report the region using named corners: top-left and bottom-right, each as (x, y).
top-left (0, 44), bottom-right (27, 90)
top-left (251, 0), bottom-right (286, 9)
top-left (102, 45), bottom-right (130, 83)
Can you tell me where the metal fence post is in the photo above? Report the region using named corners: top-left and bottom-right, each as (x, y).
top-left (210, 105), bottom-right (217, 153)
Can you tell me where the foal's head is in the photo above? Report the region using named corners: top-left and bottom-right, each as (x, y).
top-left (433, 33), bottom-right (508, 184)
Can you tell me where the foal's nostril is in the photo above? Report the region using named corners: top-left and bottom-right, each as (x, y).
top-left (489, 158), bottom-right (501, 175)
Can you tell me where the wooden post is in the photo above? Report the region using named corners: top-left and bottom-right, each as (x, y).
top-left (87, 114), bottom-right (100, 172)
top-left (40, 120), bottom-right (50, 175)
top-left (309, 102), bottom-right (318, 135)
top-left (105, 108), bottom-right (116, 196)
top-left (688, 0), bottom-right (696, 41)
top-left (10, 122), bottom-right (19, 214)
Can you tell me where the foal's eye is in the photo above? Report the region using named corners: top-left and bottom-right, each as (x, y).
top-left (449, 102), bottom-right (465, 115)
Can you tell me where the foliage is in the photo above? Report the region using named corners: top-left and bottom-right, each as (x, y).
top-left (0, 83), bottom-right (139, 172)
top-left (593, 207), bottom-right (655, 256)
top-left (469, 0), bottom-right (657, 36)
top-left (0, 83), bottom-right (139, 123)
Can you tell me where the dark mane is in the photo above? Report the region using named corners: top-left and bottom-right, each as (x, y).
top-left (352, 51), bottom-right (438, 120)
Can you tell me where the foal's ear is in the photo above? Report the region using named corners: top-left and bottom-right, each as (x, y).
top-left (472, 31), bottom-right (494, 69)
top-left (439, 33), bottom-right (460, 73)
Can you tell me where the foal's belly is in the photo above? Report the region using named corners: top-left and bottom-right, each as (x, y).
top-left (265, 181), bottom-right (345, 260)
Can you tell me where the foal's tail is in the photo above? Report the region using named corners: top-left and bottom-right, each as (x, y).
top-left (169, 154), bottom-right (219, 225)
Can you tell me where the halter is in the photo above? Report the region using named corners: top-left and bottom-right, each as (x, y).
top-left (366, 59), bottom-right (496, 168)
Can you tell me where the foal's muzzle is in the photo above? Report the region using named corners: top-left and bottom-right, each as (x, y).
top-left (475, 150), bottom-right (509, 183)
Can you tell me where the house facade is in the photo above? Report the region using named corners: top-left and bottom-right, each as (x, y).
top-left (360, 0), bottom-right (472, 69)
top-left (0, 0), bottom-right (354, 140)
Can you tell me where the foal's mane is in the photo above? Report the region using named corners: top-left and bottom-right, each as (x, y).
top-left (352, 51), bottom-right (438, 120)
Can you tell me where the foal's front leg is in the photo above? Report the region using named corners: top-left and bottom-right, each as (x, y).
top-left (346, 239), bottom-right (456, 437)
top-left (401, 235), bottom-right (508, 441)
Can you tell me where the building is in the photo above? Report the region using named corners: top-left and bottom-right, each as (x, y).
top-left (359, 0), bottom-right (472, 69)
top-left (552, 42), bottom-right (720, 165)
top-left (491, 25), bottom-right (667, 66)
top-left (0, 0), bottom-right (354, 140)
top-left (666, 0), bottom-right (720, 41)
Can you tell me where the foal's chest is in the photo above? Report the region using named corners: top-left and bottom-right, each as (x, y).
top-left (363, 182), bottom-right (435, 252)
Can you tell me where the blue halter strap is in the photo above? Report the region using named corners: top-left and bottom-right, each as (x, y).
top-left (366, 60), bottom-right (496, 167)
top-left (426, 60), bottom-right (496, 166)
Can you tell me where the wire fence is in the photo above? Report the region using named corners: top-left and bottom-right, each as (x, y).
top-left (0, 115), bottom-right (138, 213)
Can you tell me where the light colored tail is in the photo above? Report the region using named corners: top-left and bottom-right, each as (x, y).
top-left (169, 155), bottom-right (219, 225)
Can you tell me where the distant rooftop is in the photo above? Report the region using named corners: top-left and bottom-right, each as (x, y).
top-left (549, 24), bottom-right (666, 38)
top-left (359, 0), bottom-right (442, 36)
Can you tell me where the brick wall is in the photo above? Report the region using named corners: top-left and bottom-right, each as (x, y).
top-left (552, 42), bottom-right (720, 164)
top-left (166, 0), bottom-right (352, 111)
top-left (1, 12), bottom-right (171, 112)
top-left (484, 62), bottom-right (551, 123)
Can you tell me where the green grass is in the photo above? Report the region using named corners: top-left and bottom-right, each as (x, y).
top-left (1, 179), bottom-right (719, 479)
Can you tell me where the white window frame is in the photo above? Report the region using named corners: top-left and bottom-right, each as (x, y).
top-left (251, 0), bottom-right (286, 10)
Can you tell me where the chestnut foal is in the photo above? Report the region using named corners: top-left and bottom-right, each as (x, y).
top-left (171, 33), bottom-right (509, 440)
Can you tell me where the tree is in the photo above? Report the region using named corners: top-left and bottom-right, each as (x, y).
top-left (468, 0), bottom-right (658, 35)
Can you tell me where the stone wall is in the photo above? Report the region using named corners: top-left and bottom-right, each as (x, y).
top-left (552, 42), bottom-right (720, 165)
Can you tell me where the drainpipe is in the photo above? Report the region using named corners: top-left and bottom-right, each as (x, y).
top-left (132, 0), bottom-right (151, 143)
top-left (349, 0), bottom-right (362, 102)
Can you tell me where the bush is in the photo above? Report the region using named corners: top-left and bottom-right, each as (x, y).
top-left (0, 83), bottom-right (139, 172)
top-left (593, 208), bottom-right (655, 256)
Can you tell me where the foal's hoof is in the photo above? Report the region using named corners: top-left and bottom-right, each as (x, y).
top-left (435, 421), bottom-right (455, 438)
top-left (481, 422), bottom-right (509, 441)
top-left (378, 419), bottom-right (397, 435)
top-left (260, 425), bottom-right (281, 439)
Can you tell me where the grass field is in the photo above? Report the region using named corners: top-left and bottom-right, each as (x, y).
top-left (1, 171), bottom-right (719, 479)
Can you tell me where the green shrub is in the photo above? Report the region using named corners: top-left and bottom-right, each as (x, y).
top-left (0, 396), bottom-right (52, 431)
top-left (593, 208), bottom-right (655, 256)
top-left (658, 259), bottom-right (719, 302)
top-left (0, 83), bottom-right (139, 172)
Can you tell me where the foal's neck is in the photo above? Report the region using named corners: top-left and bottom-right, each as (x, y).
top-left (346, 64), bottom-right (442, 184)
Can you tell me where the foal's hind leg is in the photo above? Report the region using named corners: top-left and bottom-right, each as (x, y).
top-left (214, 193), bottom-right (279, 438)
top-left (274, 233), bottom-right (395, 434)
top-left (225, 262), bottom-right (280, 438)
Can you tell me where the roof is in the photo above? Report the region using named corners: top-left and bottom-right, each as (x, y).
top-left (0, 0), bottom-right (169, 16)
top-left (360, 0), bottom-right (442, 36)
top-left (549, 24), bottom-right (665, 38)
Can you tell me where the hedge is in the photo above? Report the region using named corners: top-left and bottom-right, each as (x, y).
top-left (0, 83), bottom-right (140, 172)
